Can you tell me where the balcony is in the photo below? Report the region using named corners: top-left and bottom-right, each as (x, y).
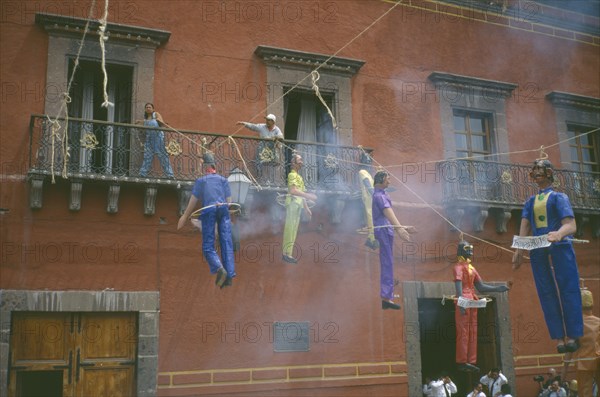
top-left (27, 115), bottom-right (372, 216)
top-left (438, 159), bottom-right (600, 235)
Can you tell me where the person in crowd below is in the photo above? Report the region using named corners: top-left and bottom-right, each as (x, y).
top-left (177, 153), bottom-right (235, 288)
top-left (562, 289), bottom-right (599, 397)
top-left (567, 380), bottom-right (578, 397)
top-left (428, 371), bottom-right (457, 397)
top-left (466, 382), bottom-right (486, 397)
top-left (454, 240), bottom-right (510, 372)
top-left (480, 368), bottom-right (508, 397)
top-left (371, 170), bottom-right (416, 310)
top-left (541, 379), bottom-right (567, 397)
top-left (237, 114), bottom-right (284, 185)
top-left (358, 152), bottom-right (378, 250)
top-left (422, 375), bottom-right (433, 397)
top-left (497, 383), bottom-right (513, 397)
top-left (282, 153), bottom-right (317, 264)
top-left (137, 102), bottom-right (174, 178)
top-left (537, 368), bottom-right (560, 396)
top-left (513, 159), bottom-right (583, 354)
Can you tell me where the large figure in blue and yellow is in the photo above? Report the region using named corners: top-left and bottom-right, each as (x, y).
top-left (513, 159), bottom-right (583, 353)
top-left (178, 153), bottom-right (235, 288)
top-left (454, 240), bottom-right (509, 372)
top-left (282, 153), bottom-right (318, 264)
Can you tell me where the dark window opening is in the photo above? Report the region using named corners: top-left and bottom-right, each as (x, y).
top-left (67, 59), bottom-right (133, 175)
top-left (419, 298), bottom-right (499, 396)
top-left (283, 88), bottom-right (337, 186)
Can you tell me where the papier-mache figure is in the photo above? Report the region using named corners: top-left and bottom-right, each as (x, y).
top-left (512, 159), bottom-right (583, 354)
top-left (454, 240), bottom-right (509, 372)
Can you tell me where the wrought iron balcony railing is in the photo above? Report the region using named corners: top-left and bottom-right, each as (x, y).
top-left (28, 115), bottom-right (372, 194)
top-left (438, 159), bottom-right (600, 214)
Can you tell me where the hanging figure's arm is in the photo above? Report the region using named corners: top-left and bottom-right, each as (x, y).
top-left (474, 281), bottom-right (510, 293)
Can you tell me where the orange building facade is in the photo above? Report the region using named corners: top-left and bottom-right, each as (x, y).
top-left (1, 1), bottom-right (599, 396)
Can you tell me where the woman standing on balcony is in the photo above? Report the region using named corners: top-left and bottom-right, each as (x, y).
top-left (512, 159), bottom-right (583, 354)
top-left (137, 103), bottom-right (174, 178)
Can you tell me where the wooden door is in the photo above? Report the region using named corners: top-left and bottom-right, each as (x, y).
top-left (9, 312), bottom-right (137, 397)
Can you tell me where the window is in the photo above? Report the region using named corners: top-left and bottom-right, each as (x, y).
top-left (254, 45), bottom-right (364, 190)
top-left (453, 110), bottom-right (493, 159)
top-left (68, 60), bottom-right (133, 175)
top-left (283, 89), bottom-right (336, 185)
top-left (429, 72), bottom-right (516, 226)
top-left (567, 124), bottom-right (599, 173)
top-left (428, 72), bottom-right (516, 163)
top-left (35, 13), bottom-right (170, 178)
top-left (547, 91), bottom-right (600, 211)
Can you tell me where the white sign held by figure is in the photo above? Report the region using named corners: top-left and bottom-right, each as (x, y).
top-left (511, 235), bottom-right (552, 250)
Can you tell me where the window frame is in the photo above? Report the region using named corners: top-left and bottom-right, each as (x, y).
top-left (428, 72), bottom-right (517, 163)
top-left (452, 109), bottom-right (494, 159)
top-left (567, 123), bottom-right (599, 173)
top-left (254, 45), bottom-right (364, 147)
top-left (547, 91), bottom-right (600, 171)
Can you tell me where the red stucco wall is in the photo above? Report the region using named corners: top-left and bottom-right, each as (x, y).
top-left (1, 1), bottom-right (599, 396)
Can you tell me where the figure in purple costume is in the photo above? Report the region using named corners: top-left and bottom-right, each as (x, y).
top-left (371, 170), bottom-right (416, 310)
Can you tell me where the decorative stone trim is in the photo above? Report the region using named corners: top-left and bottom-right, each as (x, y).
top-left (546, 91), bottom-right (600, 111)
top-left (35, 13), bottom-right (170, 48)
top-left (429, 72), bottom-right (518, 98)
top-left (158, 361), bottom-right (406, 391)
top-left (144, 186), bottom-right (158, 216)
top-left (471, 207), bottom-right (489, 232)
top-left (491, 207), bottom-right (512, 234)
top-left (415, 0), bottom-right (600, 37)
top-left (178, 188), bottom-right (192, 216)
top-left (29, 176), bottom-right (44, 209)
top-left (107, 184), bottom-right (120, 213)
top-left (255, 45), bottom-right (365, 77)
top-left (69, 179), bottom-right (83, 211)
top-left (447, 207), bottom-right (465, 231)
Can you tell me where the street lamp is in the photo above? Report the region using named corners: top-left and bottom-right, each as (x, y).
top-left (227, 167), bottom-right (252, 210)
top-left (227, 167), bottom-right (252, 251)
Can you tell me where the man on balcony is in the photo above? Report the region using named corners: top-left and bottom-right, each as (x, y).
top-left (237, 114), bottom-right (284, 186)
top-left (513, 159), bottom-right (583, 354)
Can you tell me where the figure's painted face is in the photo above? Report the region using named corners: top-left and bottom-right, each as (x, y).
top-left (529, 160), bottom-right (554, 184)
top-left (457, 242), bottom-right (473, 258)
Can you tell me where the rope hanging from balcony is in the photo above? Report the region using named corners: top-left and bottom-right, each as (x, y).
top-left (98, 0), bottom-right (114, 109)
top-left (311, 71), bottom-right (337, 130)
top-left (44, 0), bottom-right (97, 182)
